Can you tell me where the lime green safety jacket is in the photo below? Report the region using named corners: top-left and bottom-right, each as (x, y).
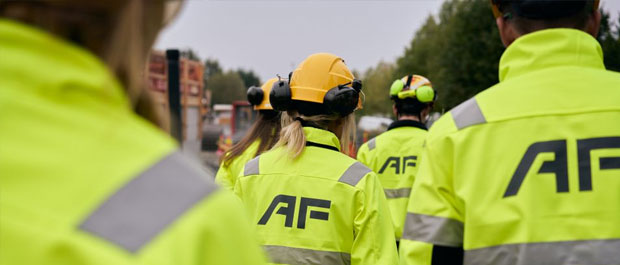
top-left (399, 28), bottom-right (620, 265)
top-left (235, 127), bottom-right (399, 265)
top-left (0, 19), bottom-right (266, 265)
top-left (357, 120), bottom-right (427, 240)
top-left (216, 140), bottom-right (260, 190)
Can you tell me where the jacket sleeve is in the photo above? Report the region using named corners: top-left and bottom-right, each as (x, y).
top-left (198, 190), bottom-right (268, 265)
top-left (399, 132), bottom-right (464, 265)
top-left (351, 171), bottom-right (399, 265)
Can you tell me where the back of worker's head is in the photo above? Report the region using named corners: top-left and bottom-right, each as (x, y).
top-left (270, 53), bottom-right (362, 158)
top-left (0, 0), bottom-right (182, 126)
top-left (222, 78), bottom-right (282, 165)
top-left (491, 0), bottom-right (601, 46)
top-left (389, 75), bottom-right (435, 121)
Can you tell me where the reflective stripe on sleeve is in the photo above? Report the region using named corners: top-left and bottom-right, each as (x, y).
top-left (401, 213), bottom-right (463, 247)
top-left (244, 156), bottom-right (260, 176)
top-left (338, 162), bottom-right (371, 186)
top-left (79, 151), bottom-right (216, 252)
top-left (384, 188), bottom-right (411, 199)
top-left (451, 98), bottom-right (486, 130)
top-left (264, 245), bottom-right (351, 265)
top-left (464, 239), bottom-right (620, 265)
top-left (367, 138), bottom-right (376, 150)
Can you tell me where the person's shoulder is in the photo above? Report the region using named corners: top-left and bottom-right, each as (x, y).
top-left (601, 69), bottom-right (620, 85)
top-left (335, 154), bottom-right (377, 189)
top-left (358, 137), bottom-right (375, 154)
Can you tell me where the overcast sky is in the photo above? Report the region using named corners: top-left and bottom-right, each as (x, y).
top-left (155, 0), bottom-right (620, 81)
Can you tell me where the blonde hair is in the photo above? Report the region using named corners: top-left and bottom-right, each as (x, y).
top-left (0, 0), bottom-right (169, 127)
top-left (273, 111), bottom-right (356, 159)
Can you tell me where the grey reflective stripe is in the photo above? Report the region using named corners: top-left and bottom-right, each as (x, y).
top-left (464, 239), bottom-right (620, 265)
top-left (264, 245), bottom-right (351, 265)
top-left (79, 151), bottom-right (216, 252)
top-left (401, 213), bottom-right (463, 247)
top-left (338, 162), bottom-right (371, 186)
top-left (367, 138), bottom-right (376, 150)
top-left (244, 156), bottom-right (260, 176)
top-left (384, 188), bottom-right (411, 199)
top-left (451, 97), bottom-right (486, 130)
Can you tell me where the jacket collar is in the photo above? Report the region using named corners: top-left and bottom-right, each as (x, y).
top-left (499, 28), bottom-right (605, 82)
top-left (0, 19), bottom-right (129, 109)
top-left (303, 127), bottom-right (341, 152)
top-left (388, 119), bottom-right (427, 131)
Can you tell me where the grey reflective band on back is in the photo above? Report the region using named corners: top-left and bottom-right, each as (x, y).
top-left (244, 156), bottom-right (260, 176)
top-left (264, 245), bottom-right (351, 265)
top-left (338, 162), bottom-right (371, 186)
top-left (384, 188), bottom-right (411, 199)
top-left (79, 151), bottom-right (216, 252)
top-left (451, 97), bottom-right (486, 130)
top-left (401, 213), bottom-right (463, 247)
top-left (367, 138), bottom-right (376, 150)
top-left (464, 239), bottom-right (620, 265)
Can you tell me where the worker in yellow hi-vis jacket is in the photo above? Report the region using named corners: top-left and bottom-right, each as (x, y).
top-left (400, 0), bottom-right (620, 264)
top-left (215, 78), bottom-right (282, 190)
top-left (357, 74), bottom-right (436, 244)
top-left (0, 1), bottom-right (266, 265)
top-left (235, 53), bottom-right (399, 265)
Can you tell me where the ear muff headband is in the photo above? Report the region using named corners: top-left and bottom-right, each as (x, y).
top-left (270, 70), bottom-right (362, 116)
top-left (405, 74), bottom-right (413, 88)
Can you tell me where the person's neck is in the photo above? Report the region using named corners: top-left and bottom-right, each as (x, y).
top-left (398, 115), bottom-right (421, 122)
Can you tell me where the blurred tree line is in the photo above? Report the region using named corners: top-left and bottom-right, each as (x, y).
top-left (359, 0), bottom-right (620, 117)
top-left (181, 50), bottom-right (261, 105)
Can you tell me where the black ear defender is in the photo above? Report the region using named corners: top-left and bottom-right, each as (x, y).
top-left (246, 86), bottom-right (264, 106)
top-left (269, 73), bottom-right (293, 111)
top-left (323, 79), bottom-right (363, 116)
top-left (405, 74), bottom-right (413, 88)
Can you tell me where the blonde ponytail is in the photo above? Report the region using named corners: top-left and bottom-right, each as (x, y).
top-left (273, 111), bottom-right (357, 159)
top-left (273, 115), bottom-right (306, 159)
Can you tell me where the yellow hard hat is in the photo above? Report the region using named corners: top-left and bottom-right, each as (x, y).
top-left (270, 53), bottom-right (362, 116)
top-left (247, 78), bottom-right (278, 110)
top-left (290, 53), bottom-right (355, 103)
top-left (389, 74), bottom-right (435, 103)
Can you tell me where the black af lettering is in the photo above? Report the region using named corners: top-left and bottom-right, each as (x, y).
top-left (297, 197), bottom-right (331, 229)
top-left (258, 194), bottom-right (296, 227)
top-left (259, 195), bottom-right (331, 229)
top-left (403, 156), bottom-right (417, 174)
top-left (378, 156), bottom-right (417, 174)
top-left (504, 136), bottom-right (620, 198)
top-left (504, 140), bottom-right (568, 197)
top-left (379, 157), bottom-right (400, 174)
top-left (577, 137), bottom-right (620, 191)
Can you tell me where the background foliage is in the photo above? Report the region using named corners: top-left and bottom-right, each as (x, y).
top-left (197, 57), bottom-right (262, 105)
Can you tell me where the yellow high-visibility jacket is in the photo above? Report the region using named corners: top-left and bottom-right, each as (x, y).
top-left (400, 28), bottom-right (620, 265)
top-left (0, 19), bottom-right (266, 265)
top-left (216, 140), bottom-right (260, 190)
top-left (235, 127), bottom-right (399, 265)
top-left (357, 120), bottom-right (427, 240)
